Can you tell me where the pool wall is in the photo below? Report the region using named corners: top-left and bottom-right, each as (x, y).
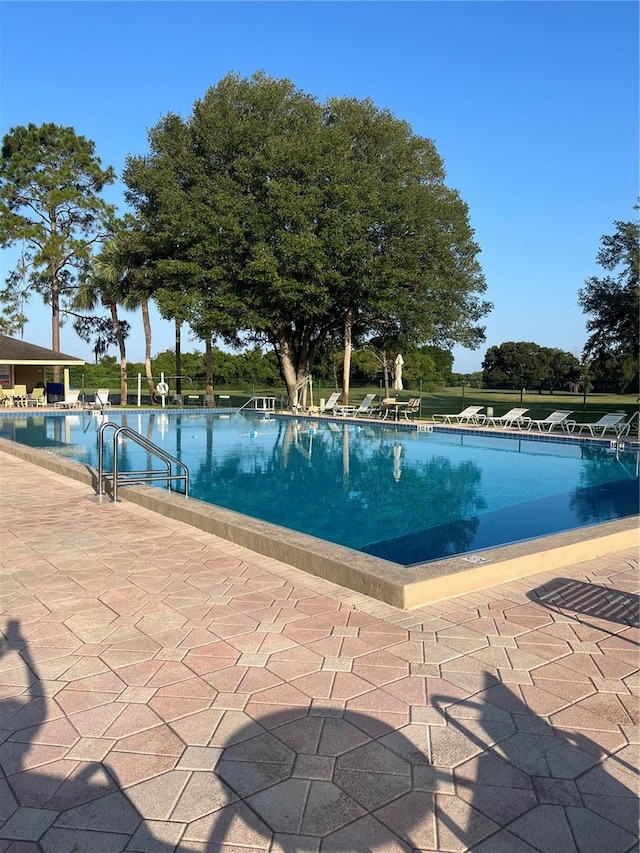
top-left (1, 435), bottom-right (637, 609)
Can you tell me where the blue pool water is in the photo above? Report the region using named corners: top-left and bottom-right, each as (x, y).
top-left (1, 410), bottom-right (638, 566)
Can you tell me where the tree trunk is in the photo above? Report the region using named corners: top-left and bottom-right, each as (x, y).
top-left (342, 307), bottom-right (353, 405)
top-left (382, 351), bottom-right (390, 397)
top-left (279, 347), bottom-right (300, 407)
top-left (205, 333), bottom-right (214, 400)
top-left (110, 302), bottom-right (128, 405)
top-left (175, 317), bottom-right (182, 396)
top-left (51, 266), bottom-right (61, 383)
top-left (141, 300), bottom-right (154, 401)
top-left (274, 333), bottom-right (311, 410)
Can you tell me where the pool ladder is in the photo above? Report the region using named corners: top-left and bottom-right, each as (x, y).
top-left (97, 421), bottom-right (189, 502)
top-left (237, 395), bottom-right (277, 414)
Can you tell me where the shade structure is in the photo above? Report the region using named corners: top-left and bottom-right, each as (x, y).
top-left (393, 353), bottom-right (404, 391)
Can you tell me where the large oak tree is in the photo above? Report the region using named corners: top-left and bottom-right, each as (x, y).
top-left (124, 72), bottom-right (490, 406)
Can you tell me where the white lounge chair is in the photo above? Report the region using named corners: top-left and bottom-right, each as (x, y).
top-left (318, 392), bottom-right (341, 414)
top-left (432, 405), bottom-right (484, 424)
top-left (334, 393), bottom-right (379, 417)
top-left (567, 412), bottom-right (629, 438)
top-left (53, 390), bottom-right (80, 409)
top-left (85, 388), bottom-right (111, 410)
top-left (481, 407), bottom-right (529, 428)
top-left (354, 393), bottom-right (378, 417)
top-left (524, 410), bottom-right (573, 432)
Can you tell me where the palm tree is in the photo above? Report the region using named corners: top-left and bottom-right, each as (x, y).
top-left (74, 239), bottom-right (130, 404)
top-left (76, 235), bottom-right (157, 405)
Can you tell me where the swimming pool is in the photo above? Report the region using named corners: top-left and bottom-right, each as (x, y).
top-left (1, 410), bottom-right (638, 566)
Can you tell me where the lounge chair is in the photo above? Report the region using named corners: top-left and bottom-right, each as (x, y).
top-left (53, 389), bottom-right (81, 409)
top-left (567, 412), bottom-right (629, 438)
top-left (85, 388), bottom-right (111, 410)
top-left (432, 405), bottom-right (484, 424)
top-left (524, 410), bottom-right (573, 432)
top-left (318, 391), bottom-right (341, 414)
top-left (354, 393), bottom-right (378, 417)
top-left (334, 393), bottom-right (379, 417)
top-left (481, 407), bottom-right (529, 428)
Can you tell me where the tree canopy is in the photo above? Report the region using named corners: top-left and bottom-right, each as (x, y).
top-left (0, 123), bottom-right (115, 375)
top-left (578, 213), bottom-right (639, 393)
top-left (482, 341), bottom-right (581, 394)
top-left (123, 72), bottom-right (490, 405)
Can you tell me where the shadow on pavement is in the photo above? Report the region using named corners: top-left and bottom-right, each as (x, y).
top-left (0, 619), bottom-right (637, 852)
top-left (526, 577), bottom-right (639, 630)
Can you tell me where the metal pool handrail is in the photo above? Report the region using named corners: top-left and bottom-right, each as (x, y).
top-left (97, 421), bottom-right (189, 502)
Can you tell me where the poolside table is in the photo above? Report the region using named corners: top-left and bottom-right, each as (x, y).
top-left (380, 399), bottom-right (411, 421)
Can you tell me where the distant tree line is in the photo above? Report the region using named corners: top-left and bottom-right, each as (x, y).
top-left (69, 342), bottom-right (455, 392)
top-left (482, 340), bottom-right (637, 395)
top-left (482, 342), bottom-right (581, 394)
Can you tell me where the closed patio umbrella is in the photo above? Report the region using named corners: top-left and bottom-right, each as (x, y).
top-left (394, 353), bottom-right (404, 392)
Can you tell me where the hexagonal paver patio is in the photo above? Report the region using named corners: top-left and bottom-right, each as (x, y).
top-left (0, 450), bottom-right (638, 852)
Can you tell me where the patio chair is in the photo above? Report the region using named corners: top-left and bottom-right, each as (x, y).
top-left (10, 384), bottom-right (28, 407)
top-left (524, 410), bottom-right (573, 432)
top-left (27, 387), bottom-right (46, 407)
top-left (481, 407), bottom-right (529, 428)
top-left (318, 391), bottom-right (341, 414)
top-left (402, 398), bottom-right (421, 420)
top-left (53, 389), bottom-right (81, 409)
top-left (431, 405), bottom-right (485, 424)
top-left (567, 412), bottom-right (629, 438)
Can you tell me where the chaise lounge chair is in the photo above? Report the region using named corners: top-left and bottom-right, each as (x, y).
top-left (318, 392), bottom-right (341, 414)
top-left (334, 393), bottom-right (379, 417)
top-left (567, 412), bottom-right (630, 438)
top-left (524, 410), bottom-right (573, 432)
top-left (53, 390), bottom-right (81, 410)
top-left (481, 407), bottom-right (529, 428)
top-left (432, 405), bottom-right (485, 424)
top-left (85, 388), bottom-right (111, 410)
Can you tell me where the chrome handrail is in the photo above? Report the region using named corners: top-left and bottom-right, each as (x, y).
top-left (97, 422), bottom-right (189, 502)
top-left (237, 395), bottom-right (277, 413)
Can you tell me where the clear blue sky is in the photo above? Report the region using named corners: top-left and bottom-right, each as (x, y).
top-left (1, 1), bottom-right (637, 374)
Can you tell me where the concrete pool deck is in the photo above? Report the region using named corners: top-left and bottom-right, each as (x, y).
top-left (0, 449), bottom-right (638, 852)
